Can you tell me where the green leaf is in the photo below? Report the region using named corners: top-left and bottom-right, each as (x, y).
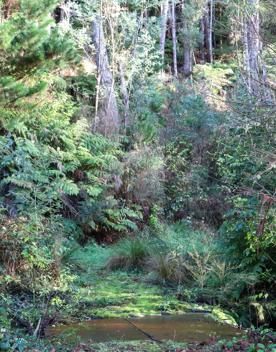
top-left (58, 180), bottom-right (79, 195)
top-left (86, 186), bottom-right (103, 197)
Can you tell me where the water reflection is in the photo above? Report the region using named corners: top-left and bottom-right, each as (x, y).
top-left (47, 313), bottom-right (241, 343)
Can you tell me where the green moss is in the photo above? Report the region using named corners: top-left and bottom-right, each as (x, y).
top-left (73, 271), bottom-right (191, 318)
top-left (211, 307), bottom-right (237, 327)
top-left (61, 243), bottom-right (238, 326)
top-left (62, 269), bottom-right (237, 328)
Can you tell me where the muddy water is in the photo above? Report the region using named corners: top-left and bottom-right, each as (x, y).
top-left (47, 314), bottom-right (241, 343)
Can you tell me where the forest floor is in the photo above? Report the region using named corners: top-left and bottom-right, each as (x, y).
top-left (45, 245), bottom-right (259, 352)
top-left (3, 243), bottom-right (275, 351)
top-left (48, 262), bottom-right (275, 352)
top-left (65, 244), bottom-right (235, 324)
top-left (48, 271), bottom-right (237, 351)
top-left (71, 271), bottom-right (215, 319)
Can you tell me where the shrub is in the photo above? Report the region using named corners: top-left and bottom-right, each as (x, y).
top-left (163, 83), bottom-right (223, 225)
top-left (147, 250), bottom-right (187, 284)
top-left (121, 146), bottom-right (164, 211)
top-left (0, 215), bottom-right (75, 294)
top-left (106, 236), bottom-right (150, 270)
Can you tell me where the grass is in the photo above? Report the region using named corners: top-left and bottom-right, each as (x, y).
top-left (59, 243), bottom-right (235, 324)
top-left (1, 233), bottom-right (249, 352)
top-left (55, 224), bottom-right (273, 330)
top-left (106, 237), bottom-right (150, 270)
top-left (66, 240), bottom-right (203, 319)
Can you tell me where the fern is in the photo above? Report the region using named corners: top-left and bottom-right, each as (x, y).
top-left (57, 180), bottom-right (79, 196)
top-left (86, 186), bottom-right (103, 197)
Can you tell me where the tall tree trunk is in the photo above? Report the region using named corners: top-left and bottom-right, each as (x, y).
top-left (199, 17), bottom-right (206, 63)
top-left (243, 0), bottom-right (261, 98)
top-left (171, 0), bottom-right (178, 77)
top-left (182, 1), bottom-right (192, 77)
top-left (118, 61), bottom-right (130, 131)
top-left (209, 0), bottom-right (214, 62)
top-left (243, 0), bottom-right (273, 101)
top-left (219, 4), bottom-right (223, 52)
top-left (92, 16), bottom-right (120, 137)
top-left (205, 1), bottom-right (213, 64)
top-left (183, 44), bottom-right (192, 76)
top-left (160, 0), bottom-right (169, 65)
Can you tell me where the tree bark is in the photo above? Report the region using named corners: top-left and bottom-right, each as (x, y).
top-left (243, 0), bottom-right (273, 101)
top-left (58, 1), bottom-right (71, 31)
top-left (182, 1), bottom-right (192, 77)
top-left (209, 0), bottom-right (214, 63)
top-left (91, 16), bottom-right (120, 137)
top-left (243, 0), bottom-right (261, 98)
top-left (119, 61), bottom-right (130, 131)
top-left (183, 44), bottom-right (192, 77)
top-left (160, 0), bottom-right (169, 65)
top-left (204, 1), bottom-right (213, 64)
top-left (171, 0), bottom-right (178, 77)
top-left (199, 17), bottom-right (206, 63)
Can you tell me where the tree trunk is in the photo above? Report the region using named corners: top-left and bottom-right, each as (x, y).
top-left (160, 0), bottom-right (169, 65)
top-left (209, 0), bottom-right (214, 62)
top-left (1, 0), bottom-right (18, 19)
top-left (182, 1), bottom-right (192, 77)
top-left (243, 0), bottom-right (273, 101)
top-left (243, 0), bottom-right (261, 98)
top-left (92, 16), bottom-right (120, 137)
top-left (183, 44), bottom-right (192, 77)
top-left (205, 1), bottom-right (213, 64)
top-left (171, 0), bottom-right (178, 77)
top-left (199, 17), bottom-right (206, 63)
top-left (119, 61), bottom-right (130, 131)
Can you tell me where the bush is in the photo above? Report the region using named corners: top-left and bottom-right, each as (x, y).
top-left (163, 83), bottom-right (224, 226)
top-left (147, 250), bottom-right (187, 284)
top-left (121, 146), bottom-right (164, 211)
top-left (106, 236), bottom-right (150, 270)
top-left (216, 122), bottom-right (276, 298)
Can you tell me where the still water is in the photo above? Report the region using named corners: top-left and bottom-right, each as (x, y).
top-left (47, 314), bottom-right (241, 343)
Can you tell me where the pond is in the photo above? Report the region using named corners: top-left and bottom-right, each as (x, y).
top-left (47, 313), bottom-right (241, 343)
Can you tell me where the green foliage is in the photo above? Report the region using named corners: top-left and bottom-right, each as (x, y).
top-left (194, 63), bottom-right (236, 95)
top-left (129, 78), bottom-right (166, 142)
top-left (217, 125), bottom-right (275, 193)
top-left (122, 146), bottom-right (164, 210)
top-left (107, 236), bottom-right (150, 270)
top-left (0, 89), bottom-right (141, 233)
top-left (178, 0), bottom-right (205, 50)
top-left (0, 0), bottom-right (275, 347)
top-left (163, 82), bottom-right (223, 225)
top-left (0, 215), bottom-right (76, 292)
top-left (216, 121), bottom-right (276, 293)
top-left (105, 222), bottom-right (272, 326)
top-left (0, 0), bottom-right (76, 105)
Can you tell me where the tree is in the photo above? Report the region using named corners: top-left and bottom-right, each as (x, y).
top-left (170, 0), bottom-right (178, 77)
top-left (160, 0), bottom-right (169, 65)
top-left (0, 0), bottom-right (75, 107)
top-left (92, 14), bottom-right (120, 137)
top-left (200, 1), bottom-right (213, 64)
top-left (182, 0), bottom-right (192, 76)
top-left (243, 0), bottom-right (261, 98)
top-left (208, 0), bottom-right (214, 63)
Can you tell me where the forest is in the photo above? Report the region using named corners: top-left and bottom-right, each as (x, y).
top-left (0, 0), bottom-right (275, 351)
